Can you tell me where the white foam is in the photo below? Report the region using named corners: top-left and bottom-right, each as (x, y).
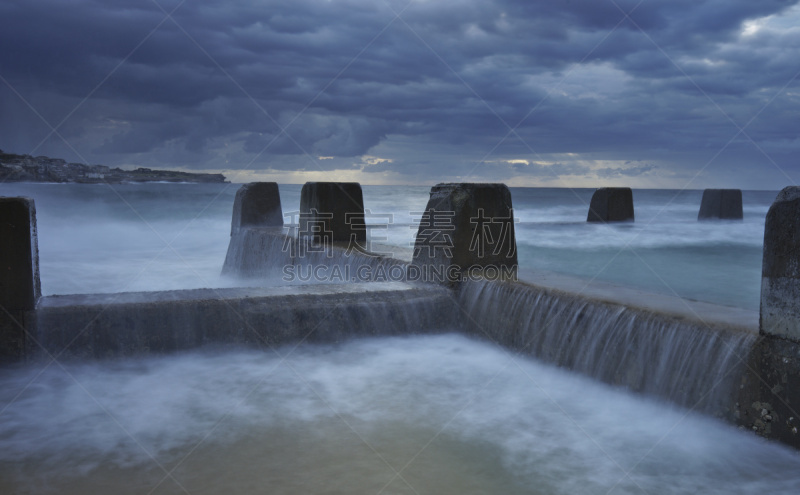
top-left (2, 335), bottom-right (799, 493)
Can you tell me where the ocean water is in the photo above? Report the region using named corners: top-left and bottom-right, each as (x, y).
top-left (511, 187), bottom-right (771, 311)
top-left (0, 182), bottom-right (773, 310)
top-left (1, 182), bottom-right (797, 493)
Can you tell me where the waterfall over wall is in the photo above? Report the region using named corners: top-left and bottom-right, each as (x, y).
top-left (458, 279), bottom-right (757, 418)
top-left (221, 228), bottom-right (407, 282)
top-left (221, 228), bottom-right (291, 278)
top-left (35, 283), bottom-right (459, 359)
top-left (219, 227), bottom-right (759, 420)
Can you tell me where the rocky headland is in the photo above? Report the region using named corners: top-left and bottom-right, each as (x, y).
top-left (0, 150), bottom-right (227, 184)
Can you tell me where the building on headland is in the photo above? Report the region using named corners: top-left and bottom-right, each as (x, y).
top-left (0, 150), bottom-right (227, 184)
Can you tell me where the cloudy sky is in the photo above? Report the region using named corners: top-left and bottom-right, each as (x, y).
top-left (1, 0), bottom-right (799, 188)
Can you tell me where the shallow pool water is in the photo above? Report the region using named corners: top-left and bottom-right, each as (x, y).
top-left (2, 334), bottom-right (798, 494)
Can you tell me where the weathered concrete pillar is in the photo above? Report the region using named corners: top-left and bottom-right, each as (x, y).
top-left (737, 337), bottom-right (800, 449)
top-left (587, 187), bottom-right (634, 222)
top-left (230, 182), bottom-right (283, 235)
top-left (760, 186), bottom-right (800, 341)
top-left (698, 189), bottom-right (743, 220)
top-left (0, 197), bottom-right (40, 361)
top-left (409, 183), bottom-right (517, 285)
top-left (735, 186), bottom-right (800, 449)
top-left (299, 182), bottom-right (365, 245)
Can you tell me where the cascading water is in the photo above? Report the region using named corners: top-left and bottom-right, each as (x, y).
top-left (221, 228), bottom-right (408, 284)
top-left (458, 278), bottom-right (757, 418)
top-left (221, 227), bottom-right (292, 279)
top-left (220, 222), bottom-right (759, 419)
top-left (34, 283), bottom-right (458, 359)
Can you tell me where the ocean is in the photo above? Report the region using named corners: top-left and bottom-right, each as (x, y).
top-left (1, 182), bottom-right (798, 494)
top-left (0, 182), bottom-right (773, 309)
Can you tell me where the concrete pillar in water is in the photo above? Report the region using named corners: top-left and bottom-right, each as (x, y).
top-left (299, 182), bottom-right (366, 245)
top-left (698, 189), bottom-right (743, 220)
top-left (0, 197), bottom-right (40, 361)
top-left (230, 182), bottom-right (283, 235)
top-left (760, 186), bottom-right (800, 341)
top-left (410, 183), bottom-right (517, 285)
top-left (737, 337), bottom-right (800, 448)
top-left (735, 186), bottom-right (800, 448)
top-left (586, 187), bottom-right (634, 222)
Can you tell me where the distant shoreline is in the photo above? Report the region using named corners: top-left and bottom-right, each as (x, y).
top-left (2, 180), bottom-right (227, 185)
top-left (0, 150), bottom-right (227, 184)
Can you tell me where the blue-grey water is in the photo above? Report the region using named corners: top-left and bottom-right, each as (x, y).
top-left (1, 182), bottom-right (795, 494)
top-left (0, 182), bottom-right (772, 310)
top-left (2, 334), bottom-right (800, 494)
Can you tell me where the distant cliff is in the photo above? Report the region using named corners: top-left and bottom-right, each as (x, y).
top-left (0, 150), bottom-right (227, 184)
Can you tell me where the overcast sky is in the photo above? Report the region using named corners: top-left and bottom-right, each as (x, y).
top-left (2, 0), bottom-right (799, 188)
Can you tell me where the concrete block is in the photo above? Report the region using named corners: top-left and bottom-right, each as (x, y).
top-left (737, 335), bottom-right (800, 449)
top-left (410, 183), bottom-right (517, 284)
top-left (761, 186), bottom-right (800, 341)
top-left (230, 182), bottom-right (283, 235)
top-left (587, 187), bottom-right (634, 222)
top-left (0, 197), bottom-right (40, 361)
top-left (299, 182), bottom-right (365, 245)
top-left (698, 189), bottom-right (743, 220)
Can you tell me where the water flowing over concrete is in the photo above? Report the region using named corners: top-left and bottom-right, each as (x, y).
top-left (35, 282), bottom-right (458, 359)
top-left (458, 279), bottom-right (757, 418)
top-left (221, 228), bottom-right (407, 282)
top-left (221, 228), bottom-right (294, 279)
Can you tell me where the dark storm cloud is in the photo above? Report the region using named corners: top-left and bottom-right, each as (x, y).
top-left (1, 0), bottom-right (798, 186)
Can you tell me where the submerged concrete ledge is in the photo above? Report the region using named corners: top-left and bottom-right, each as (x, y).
top-left (35, 282), bottom-right (459, 359)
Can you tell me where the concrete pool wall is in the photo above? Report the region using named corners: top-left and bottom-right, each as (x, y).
top-left (2, 182), bottom-right (800, 450)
